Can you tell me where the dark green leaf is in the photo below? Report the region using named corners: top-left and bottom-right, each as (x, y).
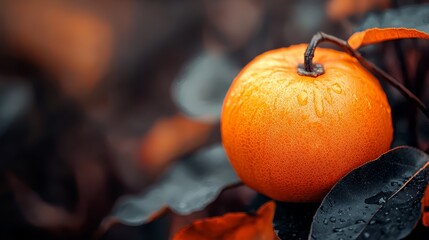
top-left (309, 146), bottom-right (429, 240)
top-left (105, 145), bottom-right (239, 226)
top-left (274, 201), bottom-right (319, 240)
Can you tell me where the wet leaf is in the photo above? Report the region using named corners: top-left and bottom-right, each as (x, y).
top-left (104, 145), bottom-right (239, 226)
top-left (423, 184), bottom-right (429, 227)
top-left (309, 146), bottom-right (429, 240)
top-left (274, 202), bottom-right (319, 240)
top-left (348, 4), bottom-right (429, 49)
top-left (172, 201), bottom-right (276, 240)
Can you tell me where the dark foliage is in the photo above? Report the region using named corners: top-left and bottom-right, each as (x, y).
top-left (310, 147), bottom-right (429, 240)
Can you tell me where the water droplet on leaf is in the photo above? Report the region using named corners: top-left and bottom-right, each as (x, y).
top-left (355, 219), bottom-right (366, 224)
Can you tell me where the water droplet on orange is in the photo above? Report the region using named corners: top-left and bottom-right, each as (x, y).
top-left (331, 83), bottom-right (342, 94)
top-left (314, 91), bottom-right (325, 117)
top-left (337, 110), bottom-right (343, 120)
top-left (297, 91), bottom-right (308, 106)
top-left (324, 89), bottom-right (333, 105)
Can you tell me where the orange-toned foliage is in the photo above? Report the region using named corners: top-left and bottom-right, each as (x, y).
top-left (326, 0), bottom-right (390, 21)
top-left (173, 201), bottom-right (277, 240)
top-left (139, 114), bottom-right (214, 174)
top-left (348, 28), bottom-right (429, 49)
top-left (2, 0), bottom-right (112, 97)
top-left (221, 44), bottom-right (393, 202)
top-left (423, 184), bottom-right (429, 227)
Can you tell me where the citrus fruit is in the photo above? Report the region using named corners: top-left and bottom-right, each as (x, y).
top-left (221, 44), bottom-right (393, 202)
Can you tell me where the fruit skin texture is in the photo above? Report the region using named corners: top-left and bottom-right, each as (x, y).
top-left (221, 44), bottom-right (393, 202)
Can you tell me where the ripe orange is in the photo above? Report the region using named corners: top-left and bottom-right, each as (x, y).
top-left (221, 44), bottom-right (393, 202)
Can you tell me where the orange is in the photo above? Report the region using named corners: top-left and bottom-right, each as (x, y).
top-left (221, 44), bottom-right (393, 202)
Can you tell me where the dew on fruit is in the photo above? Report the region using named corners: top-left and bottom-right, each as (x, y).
top-left (337, 110), bottom-right (343, 120)
top-left (333, 227), bottom-right (343, 232)
top-left (323, 218), bottom-right (329, 225)
top-left (329, 217), bottom-right (336, 223)
top-left (331, 83), bottom-right (342, 94)
top-left (324, 89), bottom-right (333, 104)
top-left (314, 91), bottom-right (325, 117)
top-left (363, 232), bottom-right (370, 238)
top-left (297, 91), bottom-right (308, 106)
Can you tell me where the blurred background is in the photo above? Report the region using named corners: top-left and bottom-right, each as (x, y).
top-left (0, 0), bottom-right (428, 239)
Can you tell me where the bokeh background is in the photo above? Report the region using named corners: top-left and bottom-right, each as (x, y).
top-left (0, 0), bottom-right (428, 239)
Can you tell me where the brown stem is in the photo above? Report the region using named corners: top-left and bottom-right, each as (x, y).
top-left (299, 32), bottom-right (429, 120)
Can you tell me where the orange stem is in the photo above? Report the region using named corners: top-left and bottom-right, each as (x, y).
top-left (300, 32), bottom-right (429, 120)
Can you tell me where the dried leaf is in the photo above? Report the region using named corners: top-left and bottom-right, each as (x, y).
top-left (348, 28), bottom-right (429, 49)
top-left (173, 201), bottom-right (276, 240)
top-left (139, 114), bottom-right (214, 172)
top-left (326, 0), bottom-right (390, 21)
top-left (310, 146), bottom-right (429, 240)
top-left (423, 184), bottom-right (429, 227)
top-left (2, 0), bottom-right (113, 97)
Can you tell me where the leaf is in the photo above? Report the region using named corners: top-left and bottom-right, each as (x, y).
top-left (309, 146), bottom-right (429, 240)
top-left (139, 114), bottom-right (214, 170)
top-left (0, 80), bottom-right (31, 137)
top-left (325, 0), bottom-right (390, 22)
top-left (354, 4), bottom-right (429, 32)
top-left (348, 28), bottom-right (429, 49)
top-left (172, 52), bottom-right (240, 121)
top-left (348, 4), bottom-right (429, 49)
top-left (274, 202), bottom-right (319, 240)
top-left (2, 0), bottom-right (113, 97)
top-left (172, 201), bottom-right (276, 240)
top-left (423, 184), bottom-right (429, 227)
top-left (104, 145), bottom-right (239, 226)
